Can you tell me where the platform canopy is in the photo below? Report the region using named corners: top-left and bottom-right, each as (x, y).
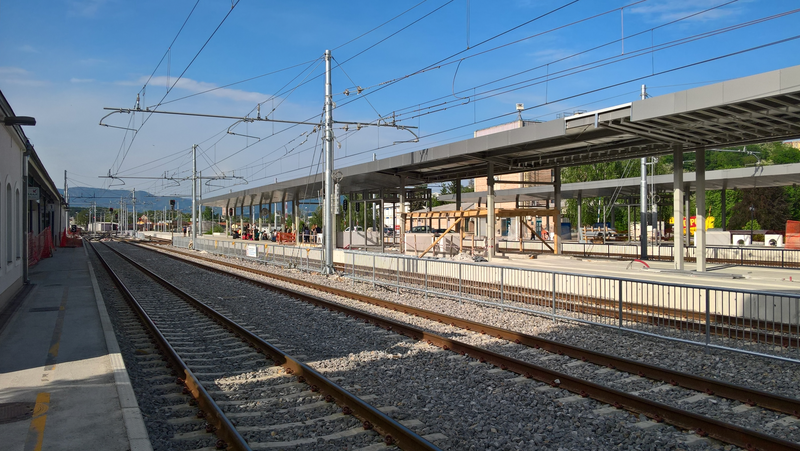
top-left (204, 65), bottom-right (800, 209)
top-left (437, 162), bottom-right (800, 204)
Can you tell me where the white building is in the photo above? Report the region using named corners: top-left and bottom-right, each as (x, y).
top-left (1, 90), bottom-right (65, 309)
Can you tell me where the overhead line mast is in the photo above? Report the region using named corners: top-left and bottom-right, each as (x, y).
top-left (322, 50), bottom-right (335, 274)
top-left (102, 50), bottom-right (415, 269)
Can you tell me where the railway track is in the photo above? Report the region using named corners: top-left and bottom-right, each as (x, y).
top-left (129, 240), bottom-right (800, 450)
top-left (343, 263), bottom-right (800, 346)
top-left (145, 240), bottom-right (800, 348)
top-left (89, 240), bottom-right (437, 450)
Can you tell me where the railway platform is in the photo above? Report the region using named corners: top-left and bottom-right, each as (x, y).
top-left (0, 245), bottom-right (151, 451)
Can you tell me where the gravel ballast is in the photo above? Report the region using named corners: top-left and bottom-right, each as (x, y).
top-left (108, 241), bottom-right (800, 449)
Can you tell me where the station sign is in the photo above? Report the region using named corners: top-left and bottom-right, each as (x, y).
top-left (246, 244), bottom-right (258, 257)
top-left (27, 187), bottom-right (40, 200)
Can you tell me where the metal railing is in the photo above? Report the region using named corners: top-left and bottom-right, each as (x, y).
top-left (173, 236), bottom-right (325, 272)
top-left (170, 236), bottom-right (800, 363)
top-left (343, 250), bottom-right (800, 363)
top-left (497, 241), bottom-right (800, 268)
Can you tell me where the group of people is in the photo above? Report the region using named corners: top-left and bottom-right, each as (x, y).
top-left (227, 223), bottom-right (322, 244)
top-left (302, 224), bottom-right (322, 243)
top-left (232, 223), bottom-right (277, 241)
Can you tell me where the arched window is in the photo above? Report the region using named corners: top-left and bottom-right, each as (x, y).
top-left (6, 184), bottom-right (12, 264)
top-left (16, 188), bottom-right (21, 260)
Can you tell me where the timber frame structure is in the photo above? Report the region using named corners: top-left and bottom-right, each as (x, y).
top-left (406, 208), bottom-right (558, 257)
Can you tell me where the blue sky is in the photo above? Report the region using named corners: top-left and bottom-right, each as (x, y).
top-left (2, 0), bottom-right (799, 206)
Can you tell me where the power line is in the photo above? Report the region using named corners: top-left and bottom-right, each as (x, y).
top-left (339, 33), bottom-right (800, 163)
top-left (112, 0), bottom-right (242, 175)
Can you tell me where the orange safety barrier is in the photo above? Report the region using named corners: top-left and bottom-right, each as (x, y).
top-left (29, 226), bottom-right (55, 267)
top-left (786, 220), bottom-right (800, 249)
top-left (59, 229), bottom-right (83, 248)
top-left (275, 232), bottom-right (296, 243)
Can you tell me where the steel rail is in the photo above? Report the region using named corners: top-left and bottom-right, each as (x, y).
top-left (103, 241), bottom-right (439, 451)
top-left (142, 242), bottom-right (800, 417)
top-left (132, 241), bottom-right (800, 451)
top-left (88, 240), bottom-right (250, 451)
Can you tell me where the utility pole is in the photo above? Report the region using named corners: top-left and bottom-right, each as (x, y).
top-left (192, 144), bottom-right (197, 241)
top-left (198, 171), bottom-right (203, 236)
top-left (132, 188), bottom-right (136, 234)
top-left (639, 84), bottom-right (648, 260)
top-left (64, 170), bottom-right (69, 236)
top-left (322, 49), bottom-right (335, 274)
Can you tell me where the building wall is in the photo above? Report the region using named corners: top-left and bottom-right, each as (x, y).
top-left (0, 120), bottom-right (25, 310)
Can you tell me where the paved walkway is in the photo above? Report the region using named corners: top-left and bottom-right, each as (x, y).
top-left (0, 246), bottom-right (150, 451)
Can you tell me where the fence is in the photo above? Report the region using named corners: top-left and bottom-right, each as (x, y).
top-left (170, 236), bottom-right (800, 362)
top-left (497, 241), bottom-right (800, 268)
top-left (173, 236), bottom-right (324, 272)
top-left (28, 226), bottom-right (54, 267)
top-left (342, 250), bottom-right (800, 362)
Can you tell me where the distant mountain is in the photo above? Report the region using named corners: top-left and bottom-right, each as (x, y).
top-left (59, 187), bottom-right (190, 212)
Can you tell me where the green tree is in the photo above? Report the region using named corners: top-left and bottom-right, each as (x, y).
top-left (440, 180), bottom-right (475, 195)
top-left (727, 187), bottom-right (788, 231)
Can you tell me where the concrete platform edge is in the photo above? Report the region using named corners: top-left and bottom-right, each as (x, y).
top-left (86, 245), bottom-right (154, 451)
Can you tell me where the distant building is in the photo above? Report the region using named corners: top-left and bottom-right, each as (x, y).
top-left (787, 140), bottom-right (800, 149)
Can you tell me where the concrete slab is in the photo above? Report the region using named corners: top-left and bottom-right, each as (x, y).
top-left (0, 246), bottom-right (149, 451)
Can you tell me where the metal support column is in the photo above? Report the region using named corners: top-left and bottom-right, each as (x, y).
top-left (191, 144), bottom-right (197, 241)
top-left (22, 154), bottom-right (29, 283)
top-left (554, 166), bottom-right (562, 254)
top-left (721, 180), bottom-right (727, 231)
top-left (684, 184), bottom-right (690, 249)
top-left (198, 171), bottom-right (203, 236)
top-left (399, 178), bottom-right (406, 254)
top-left (640, 157), bottom-right (648, 260)
top-left (487, 163), bottom-right (496, 260)
top-left (696, 149), bottom-right (706, 272)
top-left (577, 191), bottom-right (582, 242)
top-left (673, 144), bottom-right (684, 270)
top-left (322, 49), bottom-right (335, 274)
top-left (294, 196), bottom-right (301, 245)
top-left (132, 188), bottom-right (136, 233)
top-left (455, 178), bottom-right (462, 238)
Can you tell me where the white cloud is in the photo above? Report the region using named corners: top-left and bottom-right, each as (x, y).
top-left (0, 66), bottom-right (30, 76)
top-left (70, 78), bottom-right (95, 83)
top-left (79, 58), bottom-right (105, 65)
top-left (629, 0), bottom-right (740, 23)
top-left (528, 48), bottom-right (577, 62)
top-left (0, 67), bottom-right (48, 86)
top-left (67, 0), bottom-right (108, 18)
top-left (121, 76), bottom-right (267, 104)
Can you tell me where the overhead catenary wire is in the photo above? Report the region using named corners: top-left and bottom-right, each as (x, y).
top-left (340, 0), bottom-right (748, 122)
top-left (200, 10), bottom-right (794, 195)
top-left (111, 0), bottom-right (242, 175)
top-left (106, 1), bottom-right (454, 184)
top-left (104, 1), bottom-right (794, 202)
top-left (337, 33), bottom-right (800, 164)
top-left (381, 8), bottom-right (799, 125)
top-left (220, 5), bottom-right (787, 181)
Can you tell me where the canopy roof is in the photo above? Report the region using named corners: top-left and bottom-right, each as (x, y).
top-left (204, 65), bottom-right (800, 209)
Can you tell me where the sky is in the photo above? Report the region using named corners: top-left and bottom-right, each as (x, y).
top-left (1, 0), bottom-right (799, 208)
